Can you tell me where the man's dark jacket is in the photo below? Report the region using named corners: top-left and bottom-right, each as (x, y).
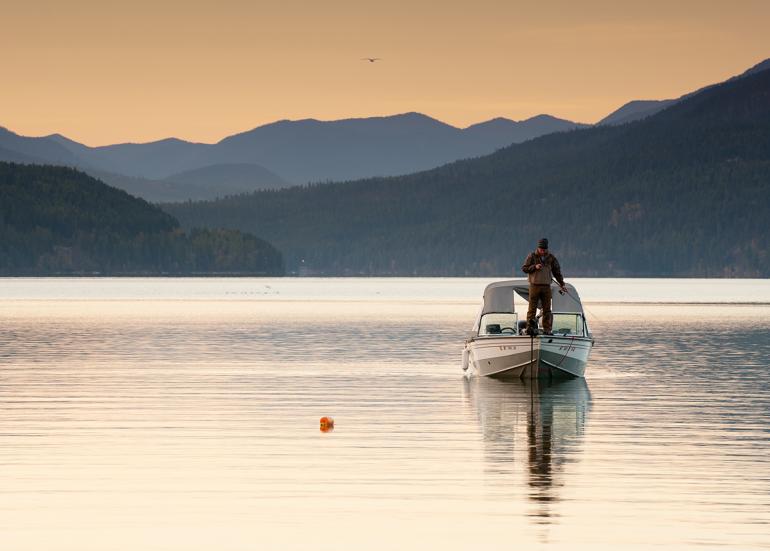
top-left (522, 251), bottom-right (564, 286)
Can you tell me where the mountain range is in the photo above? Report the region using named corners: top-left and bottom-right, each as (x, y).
top-left (3, 58), bottom-right (767, 203)
top-left (164, 59), bottom-right (770, 277)
top-left (0, 113), bottom-right (585, 202)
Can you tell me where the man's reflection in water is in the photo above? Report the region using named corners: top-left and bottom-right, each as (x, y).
top-left (463, 376), bottom-right (591, 527)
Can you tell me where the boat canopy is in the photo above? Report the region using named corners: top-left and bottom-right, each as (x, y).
top-left (480, 279), bottom-right (585, 316)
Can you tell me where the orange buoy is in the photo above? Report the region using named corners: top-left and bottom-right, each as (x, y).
top-left (319, 416), bottom-right (334, 432)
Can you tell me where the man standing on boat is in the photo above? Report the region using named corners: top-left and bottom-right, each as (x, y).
top-left (522, 238), bottom-right (566, 335)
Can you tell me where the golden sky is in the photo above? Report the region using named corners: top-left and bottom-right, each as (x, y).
top-left (2, 0), bottom-right (769, 145)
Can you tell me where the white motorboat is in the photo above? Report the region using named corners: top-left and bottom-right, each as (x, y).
top-left (462, 279), bottom-right (594, 378)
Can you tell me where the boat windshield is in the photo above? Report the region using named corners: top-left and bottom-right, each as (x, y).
top-left (551, 313), bottom-right (585, 336)
top-left (478, 313), bottom-right (518, 336)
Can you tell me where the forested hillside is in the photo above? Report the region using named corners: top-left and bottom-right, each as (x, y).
top-left (0, 163), bottom-right (284, 275)
top-left (165, 67), bottom-right (770, 277)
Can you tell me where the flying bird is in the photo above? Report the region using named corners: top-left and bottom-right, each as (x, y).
top-left (361, 57), bottom-right (381, 63)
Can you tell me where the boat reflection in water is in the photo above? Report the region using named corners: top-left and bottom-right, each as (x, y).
top-left (463, 376), bottom-right (591, 523)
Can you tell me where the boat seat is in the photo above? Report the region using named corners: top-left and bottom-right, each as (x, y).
top-left (485, 324), bottom-right (502, 334)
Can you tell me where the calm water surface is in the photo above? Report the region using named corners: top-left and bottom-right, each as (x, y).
top-left (1, 278), bottom-right (769, 550)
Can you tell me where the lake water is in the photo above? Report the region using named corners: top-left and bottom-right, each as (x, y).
top-left (1, 278), bottom-right (769, 550)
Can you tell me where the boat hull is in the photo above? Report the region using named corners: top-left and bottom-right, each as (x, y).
top-left (465, 335), bottom-right (592, 378)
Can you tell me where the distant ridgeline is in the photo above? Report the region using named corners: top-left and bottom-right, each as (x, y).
top-left (165, 66), bottom-right (770, 277)
top-left (0, 163), bottom-right (283, 275)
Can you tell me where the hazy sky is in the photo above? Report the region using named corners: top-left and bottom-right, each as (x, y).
top-left (3, 0), bottom-right (769, 145)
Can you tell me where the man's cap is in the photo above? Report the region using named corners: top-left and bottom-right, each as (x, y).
top-left (537, 238), bottom-right (549, 249)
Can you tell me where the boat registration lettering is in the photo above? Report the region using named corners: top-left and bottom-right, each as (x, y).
top-left (498, 345), bottom-right (517, 351)
top-left (559, 345), bottom-right (577, 352)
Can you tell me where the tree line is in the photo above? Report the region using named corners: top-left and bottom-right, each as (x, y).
top-left (0, 163), bottom-right (284, 275)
